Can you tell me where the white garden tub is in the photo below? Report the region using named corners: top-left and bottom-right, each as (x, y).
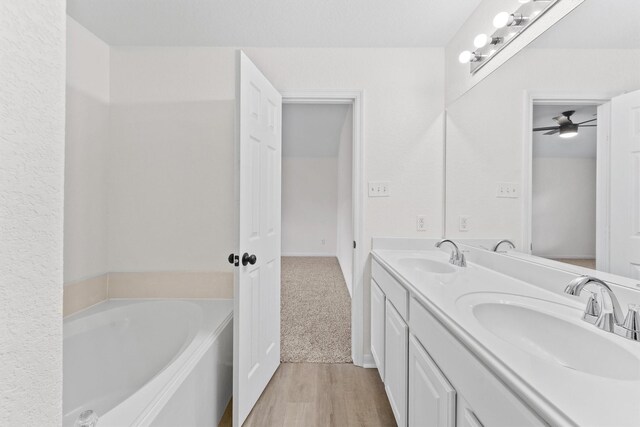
top-left (63, 299), bottom-right (233, 427)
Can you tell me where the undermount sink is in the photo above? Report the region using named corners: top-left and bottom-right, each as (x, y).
top-left (397, 257), bottom-right (456, 275)
top-left (464, 295), bottom-right (640, 381)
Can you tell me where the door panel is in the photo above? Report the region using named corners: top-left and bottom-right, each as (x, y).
top-left (371, 279), bottom-right (386, 381)
top-left (610, 89), bottom-right (640, 278)
top-left (385, 300), bottom-right (408, 427)
top-left (234, 51), bottom-right (282, 426)
top-left (408, 335), bottom-right (456, 427)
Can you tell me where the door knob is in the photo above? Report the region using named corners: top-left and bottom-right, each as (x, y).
top-left (242, 253), bottom-right (257, 266)
top-left (228, 253), bottom-right (239, 267)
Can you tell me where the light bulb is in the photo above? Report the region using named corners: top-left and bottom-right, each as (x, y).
top-left (493, 12), bottom-right (511, 28)
top-left (458, 51), bottom-right (473, 64)
top-left (474, 34), bottom-right (490, 48)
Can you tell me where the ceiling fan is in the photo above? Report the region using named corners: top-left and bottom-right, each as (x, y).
top-left (533, 110), bottom-right (597, 139)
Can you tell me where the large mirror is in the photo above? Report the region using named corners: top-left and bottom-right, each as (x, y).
top-left (445, 0), bottom-right (640, 280)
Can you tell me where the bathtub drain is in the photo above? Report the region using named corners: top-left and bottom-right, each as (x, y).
top-left (75, 409), bottom-right (99, 427)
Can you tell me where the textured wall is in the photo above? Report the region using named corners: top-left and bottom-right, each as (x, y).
top-left (0, 1), bottom-right (65, 424)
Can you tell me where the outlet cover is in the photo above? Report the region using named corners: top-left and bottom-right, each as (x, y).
top-left (416, 215), bottom-right (427, 231)
top-left (459, 215), bottom-right (470, 232)
top-left (368, 181), bottom-right (390, 197)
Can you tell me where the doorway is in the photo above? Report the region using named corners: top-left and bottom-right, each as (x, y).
top-left (280, 102), bottom-right (353, 363)
top-left (278, 92), bottom-right (364, 365)
top-left (530, 103), bottom-right (599, 269)
top-left (523, 94), bottom-right (611, 273)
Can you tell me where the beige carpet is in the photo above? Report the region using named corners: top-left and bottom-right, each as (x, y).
top-left (281, 257), bottom-right (352, 363)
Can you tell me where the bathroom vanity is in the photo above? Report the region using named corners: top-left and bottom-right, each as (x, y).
top-left (370, 239), bottom-right (640, 427)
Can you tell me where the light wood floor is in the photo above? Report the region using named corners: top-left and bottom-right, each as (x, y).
top-left (219, 363), bottom-right (396, 427)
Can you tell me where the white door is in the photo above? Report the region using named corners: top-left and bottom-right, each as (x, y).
top-left (234, 51), bottom-right (282, 426)
top-left (610, 89), bottom-right (640, 279)
top-left (408, 335), bottom-right (456, 427)
top-left (385, 300), bottom-right (408, 427)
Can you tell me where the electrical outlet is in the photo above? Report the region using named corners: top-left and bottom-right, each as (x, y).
top-left (368, 181), bottom-right (390, 197)
top-left (321, 239), bottom-right (326, 245)
top-left (496, 182), bottom-right (519, 198)
top-left (459, 215), bottom-right (470, 232)
top-left (416, 215), bottom-right (427, 231)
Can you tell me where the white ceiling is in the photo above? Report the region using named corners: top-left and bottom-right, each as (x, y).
top-left (66, 0), bottom-right (482, 47)
top-left (531, 0), bottom-right (640, 49)
top-left (282, 104), bottom-right (351, 158)
top-left (533, 104), bottom-right (597, 158)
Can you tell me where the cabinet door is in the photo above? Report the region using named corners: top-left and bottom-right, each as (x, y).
top-left (371, 280), bottom-right (386, 381)
top-left (385, 300), bottom-right (409, 427)
top-left (408, 335), bottom-right (456, 427)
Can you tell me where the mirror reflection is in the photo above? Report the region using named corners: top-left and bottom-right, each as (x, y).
top-left (445, 0), bottom-right (640, 280)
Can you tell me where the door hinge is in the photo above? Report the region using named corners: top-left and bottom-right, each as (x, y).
top-left (353, 241), bottom-right (356, 249)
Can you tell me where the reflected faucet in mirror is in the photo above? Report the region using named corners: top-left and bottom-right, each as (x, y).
top-left (492, 239), bottom-right (515, 253)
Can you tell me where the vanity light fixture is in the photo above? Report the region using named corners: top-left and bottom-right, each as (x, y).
top-left (459, 0), bottom-right (559, 74)
top-left (458, 50), bottom-right (481, 64)
top-left (493, 12), bottom-right (526, 29)
top-left (473, 33), bottom-right (502, 49)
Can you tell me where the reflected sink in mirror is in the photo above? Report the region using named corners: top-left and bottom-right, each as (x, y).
top-left (397, 257), bottom-right (456, 275)
top-left (460, 294), bottom-right (640, 381)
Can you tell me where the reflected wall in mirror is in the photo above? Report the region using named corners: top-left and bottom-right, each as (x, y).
top-left (445, 0), bottom-right (640, 280)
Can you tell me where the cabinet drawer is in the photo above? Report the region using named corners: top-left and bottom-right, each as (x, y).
top-left (409, 298), bottom-right (544, 427)
top-left (372, 259), bottom-right (408, 321)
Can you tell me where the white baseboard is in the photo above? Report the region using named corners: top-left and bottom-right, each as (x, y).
top-left (361, 353), bottom-right (376, 369)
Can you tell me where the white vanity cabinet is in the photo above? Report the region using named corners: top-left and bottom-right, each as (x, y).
top-left (371, 258), bottom-right (543, 427)
top-left (408, 335), bottom-right (456, 427)
top-left (384, 300), bottom-right (408, 427)
top-left (371, 280), bottom-right (386, 381)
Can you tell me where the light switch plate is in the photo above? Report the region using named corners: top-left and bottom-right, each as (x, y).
top-left (368, 181), bottom-right (390, 197)
top-left (496, 182), bottom-right (519, 198)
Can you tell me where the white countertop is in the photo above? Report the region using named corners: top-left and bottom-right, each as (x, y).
top-left (371, 248), bottom-right (640, 427)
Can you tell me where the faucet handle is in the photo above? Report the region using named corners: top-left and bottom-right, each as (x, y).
top-left (583, 292), bottom-right (601, 324)
top-left (620, 304), bottom-right (640, 341)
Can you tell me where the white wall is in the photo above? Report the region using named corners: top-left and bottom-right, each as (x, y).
top-left (108, 47), bottom-right (445, 357)
top-left (532, 157), bottom-right (596, 258)
top-left (282, 157), bottom-right (338, 256)
top-left (337, 107), bottom-right (353, 295)
top-left (445, 49), bottom-right (640, 247)
top-left (65, 18), bottom-right (110, 283)
top-left (0, 2), bottom-right (65, 424)
top-left (108, 48), bottom-right (235, 273)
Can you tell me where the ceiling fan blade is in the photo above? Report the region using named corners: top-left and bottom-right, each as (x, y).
top-left (533, 126), bottom-right (559, 132)
top-left (578, 125), bottom-right (597, 128)
top-left (543, 129), bottom-right (560, 135)
top-left (576, 118), bottom-right (597, 125)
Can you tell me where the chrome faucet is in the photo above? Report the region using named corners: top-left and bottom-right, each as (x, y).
top-left (435, 239), bottom-right (466, 267)
top-left (564, 275), bottom-right (640, 342)
top-left (492, 239), bottom-right (515, 252)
